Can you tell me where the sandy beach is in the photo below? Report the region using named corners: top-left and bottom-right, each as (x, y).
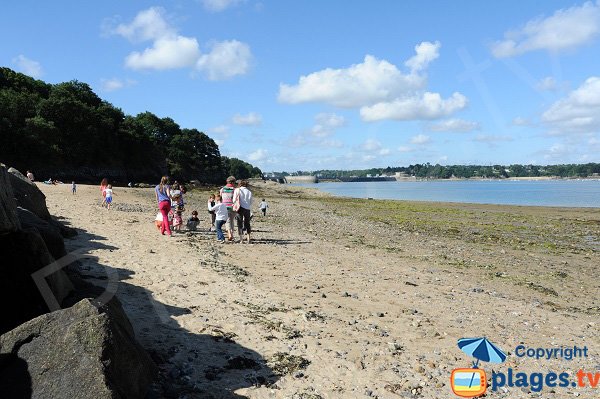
top-left (39, 182), bottom-right (600, 398)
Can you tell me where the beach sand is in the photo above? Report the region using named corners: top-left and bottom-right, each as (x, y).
top-left (39, 182), bottom-right (600, 398)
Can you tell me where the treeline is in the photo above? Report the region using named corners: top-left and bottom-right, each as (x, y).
top-left (285, 162), bottom-right (600, 179)
top-left (0, 67), bottom-right (261, 184)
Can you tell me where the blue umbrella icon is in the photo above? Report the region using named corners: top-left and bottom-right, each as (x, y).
top-left (458, 337), bottom-right (507, 388)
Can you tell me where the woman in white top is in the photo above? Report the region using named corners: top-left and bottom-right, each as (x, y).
top-left (234, 180), bottom-right (253, 243)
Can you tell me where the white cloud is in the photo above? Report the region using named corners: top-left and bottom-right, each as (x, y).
top-left (410, 134), bottom-right (431, 145)
top-left (398, 146), bottom-right (414, 153)
top-left (125, 36), bottom-right (200, 70)
top-left (310, 113), bottom-right (345, 137)
top-left (473, 134), bottom-right (513, 143)
top-left (12, 55), bottom-right (43, 78)
top-left (202, 0), bottom-right (243, 12)
top-left (536, 76), bottom-right (558, 91)
top-left (214, 139), bottom-right (225, 146)
top-left (112, 7), bottom-right (174, 42)
top-left (541, 76), bottom-right (600, 134)
top-left (278, 52), bottom-right (428, 108)
top-left (405, 41), bottom-right (441, 72)
top-left (427, 118), bottom-right (480, 132)
top-left (361, 139), bottom-right (383, 151)
top-left (197, 40), bottom-right (252, 80)
top-left (360, 92), bottom-right (467, 121)
top-left (111, 7), bottom-right (251, 78)
top-left (209, 125), bottom-right (230, 140)
top-left (232, 112), bottom-right (262, 126)
top-left (100, 78), bottom-right (136, 92)
top-left (491, 1), bottom-right (600, 58)
top-left (248, 148), bottom-right (268, 162)
top-left (512, 116), bottom-right (532, 126)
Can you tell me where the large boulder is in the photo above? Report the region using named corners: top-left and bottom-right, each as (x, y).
top-left (17, 206), bottom-right (67, 259)
top-left (0, 165), bottom-right (21, 233)
top-left (7, 167), bottom-right (51, 221)
top-left (0, 229), bottom-right (74, 334)
top-left (0, 299), bottom-right (157, 399)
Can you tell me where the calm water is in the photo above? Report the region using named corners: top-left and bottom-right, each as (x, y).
top-left (292, 180), bottom-right (600, 207)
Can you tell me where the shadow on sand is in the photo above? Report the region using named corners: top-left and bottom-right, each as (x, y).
top-left (64, 225), bottom-right (279, 399)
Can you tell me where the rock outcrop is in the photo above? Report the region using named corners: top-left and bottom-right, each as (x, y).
top-left (7, 167), bottom-right (52, 221)
top-left (0, 228), bottom-right (74, 334)
top-left (0, 165), bottom-right (21, 232)
top-left (0, 163), bottom-right (156, 397)
top-left (17, 206), bottom-right (67, 259)
top-left (0, 299), bottom-right (157, 399)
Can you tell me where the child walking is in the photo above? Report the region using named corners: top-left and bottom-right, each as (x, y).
top-left (104, 185), bottom-right (114, 210)
top-left (259, 198), bottom-right (268, 216)
top-left (207, 194), bottom-right (216, 231)
top-left (72, 181), bottom-right (77, 195)
top-left (208, 195), bottom-right (228, 243)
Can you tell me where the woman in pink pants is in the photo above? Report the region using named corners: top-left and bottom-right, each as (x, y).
top-left (155, 176), bottom-right (172, 236)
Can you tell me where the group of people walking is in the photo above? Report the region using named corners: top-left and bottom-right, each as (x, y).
top-left (155, 175), bottom-right (266, 244)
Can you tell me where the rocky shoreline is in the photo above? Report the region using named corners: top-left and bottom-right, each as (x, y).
top-left (0, 165), bottom-right (156, 398)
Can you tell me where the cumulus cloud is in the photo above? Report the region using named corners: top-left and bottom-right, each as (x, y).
top-left (310, 113), bottom-right (345, 138)
top-left (112, 7), bottom-right (174, 42)
top-left (233, 112), bottom-right (262, 126)
top-left (12, 55), bottom-right (43, 78)
top-left (278, 52), bottom-right (428, 108)
top-left (248, 148), bottom-right (268, 162)
top-left (286, 113), bottom-right (346, 148)
top-left (398, 146), bottom-right (414, 153)
top-left (410, 134), bottom-right (432, 145)
top-left (541, 76), bottom-right (600, 134)
top-left (360, 92), bottom-right (467, 122)
top-left (126, 36), bottom-right (200, 70)
top-left (360, 139), bottom-right (391, 156)
top-left (202, 0), bottom-right (243, 12)
top-left (491, 1), bottom-right (600, 58)
top-left (512, 116), bottom-right (532, 126)
top-left (100, 78), bottom-right (136, 92)
top-left (279, 41), bottom-right (467, 122)
top-left (197, 40), bottom-right (252, 80)
top-left (427, 118), bottom-right (480, 132)
top-left (473, 134), bottom-right (513, 143)
top-left (536, 76), bottom-right (558, 91)
top-left (110, 7), bottom-right (251, 78)
top-left (405, 41), bottom-right (441, 72)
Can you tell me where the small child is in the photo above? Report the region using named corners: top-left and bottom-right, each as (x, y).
top-left (154, 212), bottom-right (163, 231)
top-left (259, 199), bottom-right (268, 216)
top-left (173, 210), bottom-right (183, 231)
top-left (187, 210), bottom-right (200, 231)
top-left (104, 185), bottom-right (114, 210)
top-left (72, 181), bottom-right (77, 195)
top-left (207, 194), bottom-right (228, 243)
top-left (207, 194), bottom-right (216, 231)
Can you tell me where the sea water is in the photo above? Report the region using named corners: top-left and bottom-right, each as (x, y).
top-left (292, 180), bottom-right (600, 207)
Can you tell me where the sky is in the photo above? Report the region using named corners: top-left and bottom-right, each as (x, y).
top-left (2, 0), bottom-right (600, 172)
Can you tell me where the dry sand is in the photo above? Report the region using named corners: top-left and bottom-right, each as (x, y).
top-left (39, 182), bottom-right (600, 398)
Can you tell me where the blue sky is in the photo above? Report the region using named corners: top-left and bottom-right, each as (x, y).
top-left (2, 1), bottom-right (600, 172)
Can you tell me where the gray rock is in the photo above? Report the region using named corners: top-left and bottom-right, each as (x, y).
top-left (7, 167), bottom-right (51, 221)
top-left (17, 207), bottom-right (66, 259)
top-left (0, 298), bottom-right (157, 399)
top-left (0, 165), bottom-right (21, 233)
top-left (0, 229), bottom-right (74, 334)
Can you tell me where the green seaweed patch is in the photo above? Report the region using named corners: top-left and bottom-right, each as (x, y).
top-left (268, 352), bottom-right (310, 376)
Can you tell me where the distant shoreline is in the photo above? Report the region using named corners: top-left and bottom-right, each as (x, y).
top-left (311, 175), bottom-right (600, 183)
